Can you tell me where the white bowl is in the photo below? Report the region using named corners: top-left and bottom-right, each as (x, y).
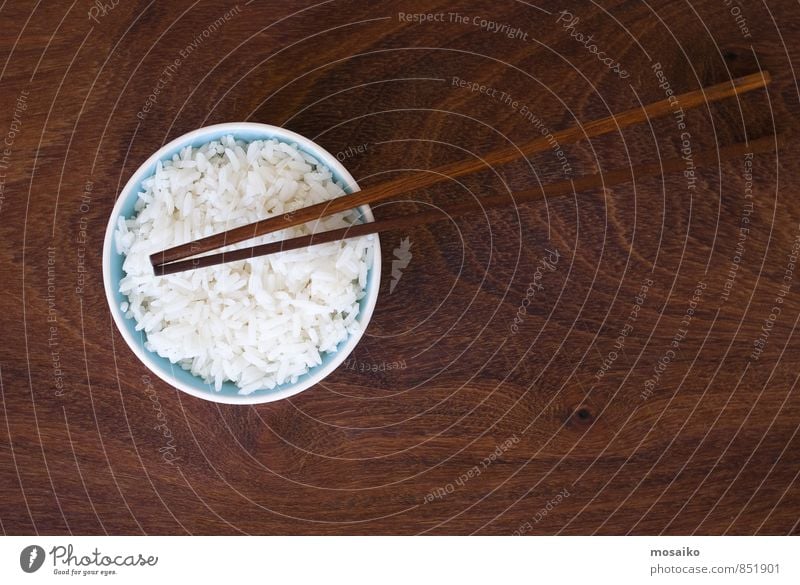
top-left (102, 122), bottom-right (381, 404)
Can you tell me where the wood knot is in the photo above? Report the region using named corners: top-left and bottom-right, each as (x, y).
top-left (569, 405), bottom-right (594, 426)
top-left (722, 49), bottom-right (739, 62)
top-left (717, 46), bottom-right (760, 78)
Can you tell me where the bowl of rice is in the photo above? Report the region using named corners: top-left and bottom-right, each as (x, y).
top-left (103, 122), bottom-right (381, 404)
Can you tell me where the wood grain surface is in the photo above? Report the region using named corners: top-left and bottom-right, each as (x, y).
top-left (1, 0), bottom-right (799, 535)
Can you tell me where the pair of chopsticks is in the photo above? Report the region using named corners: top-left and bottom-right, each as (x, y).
top-left (151, 72), bottom-right (774, 276)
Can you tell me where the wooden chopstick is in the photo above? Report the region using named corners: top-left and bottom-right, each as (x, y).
top-left (150, 71), bottom-right (771, 269)
top-left (153, 134), bottom-right (780, 276)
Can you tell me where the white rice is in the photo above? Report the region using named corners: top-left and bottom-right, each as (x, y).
top-left (115, 135), bottom-right (373, 395)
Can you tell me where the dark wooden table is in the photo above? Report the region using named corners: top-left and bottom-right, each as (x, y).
top-left (1, 0), bottom-right (798, 535)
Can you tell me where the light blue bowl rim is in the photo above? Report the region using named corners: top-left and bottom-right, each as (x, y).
top-left (102, 123), bottom-right (382, 404)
